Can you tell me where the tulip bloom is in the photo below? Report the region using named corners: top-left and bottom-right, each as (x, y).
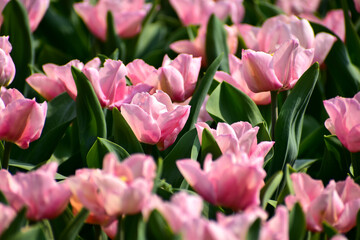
top-left (171, 24), bottom-right (238, 66)
top-left (169, 0), bottom-right (244, 26)
top-left (242, 39), bottom-right (314, 92)
top-left (356, 0), bottom-right (360, 13)
top-left (276, 0), bottom-right (320, 15)
top-left (159, 54), bottom-right (201, 102)
top-left (0, 36), bottom-right (15, 87)
top-left (26, 58), bottom-right (100, 101)
top-left (126, 59), bottom-right (159, 88)
top-left (83, 59), bottom-right (152, 109)
top-left (0, 88), bottom-right (47, 149)
top-left (0, 0), bottom-right (49, 32)
top-left (285, 173), bottom-right (360, 233)
top-left (214, 54), bottom-right (271, 105)
top-left (121, 91), bottom-right (190, 150)
top-left (0, 162), bottom-right (71, 221)
top-left (74, 0), bottom-right (151, 41)
top-left (0, 203), bottom-right (16, 235)
top-left (67, 153), bottom-right (156, 224)
top-left (323, 92), bottom-right (360, 153)
top-left (195, 121), bottom-right (274, 160)
top-left (177, 151), bottom-right (266, 211)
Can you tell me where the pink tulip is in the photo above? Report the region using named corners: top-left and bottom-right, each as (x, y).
top-left (242, 39), bottom-right (314, 92)
top-left (276, 0), bottom-right (320, 15)
top-left (238, 15), bottom-right (336, 65)
top-left (285, 173), bottom-right (360, 233)
top-left (177, 151), bottom-right (266, 211)
top-left (214, 54), bottom-right (271, 105)
top-left (83, 59), bottom-right (152, 109)
top-left (0, 162), bottom-right (71, 221)
top-left (126, 59), bottom-right (159, 88)
top-left (355, 0), bottom-right (360, 13)
top-left (0, 88), bottom-right (47, 149)
top-left (301, 10), bottom-right (345, 42)
top-left (26, 58), bottom-right (100, 101)
top-left (0, 0), bottom-right (49, 32)
top-left (323, 92), bottom-right (360, 152)
top-left (0, 203), bottom-right (16, 235)
top-left (195, 121), bottom-right (274, 160)
top-left (171, 24), bottom-right (238, 66)
top-left (121, 91), bottom-right (190, 150)
top-left (143, 192), bottom-right (204, 233)
top-left (169, 0), bottom-right (244, 26)
top-left (74, 0), bottom-right (151, 41)
top-left (0, 36), bottom-right (15, 87)
top-left (159, 54), bottom-right (201, 102)
top-left (67, 153), bottom-right (156, 222)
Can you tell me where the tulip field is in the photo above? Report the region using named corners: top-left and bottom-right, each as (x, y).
top-left (1, 0), bottom-right (360, 239)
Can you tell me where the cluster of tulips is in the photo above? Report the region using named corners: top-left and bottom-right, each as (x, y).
top-left (1, 0), bottom-right (360, 239)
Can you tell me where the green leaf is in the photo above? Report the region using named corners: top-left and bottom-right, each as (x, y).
top-left (206, 14), bottom-right (229, 73)
top-left (0, 208), bottom-right (27, 240)
top-left (2, 224), bottom-right (47, 240)
top-left (325, 40), bottom-right (360, 98)
top-left (162, 128), bottom-right (197, 188)
top-left (243, 0), bottom-right (266, 25)
top-left (342, 0), bottom-right (360, 69)
top-left (123, 213), bottom-right (146, 240)
top-left (317, 135), bottom-right (351, 183)
top-left (267, 63), bottom-right (319, 177)
top-left (59, 208), bottom-right (89, 240)
top-left (176, 54), bottom-right (223, 140)
top-left (258, 2), bottom-right (284, 18)
top-left (207, 81), bottom-right (265, 126)
top-left (260, 171), bottom-right (283, 209)
top-left (289, 203), bottom-right (306, 240)
top-left (72, 66), bottom-right (107, 162)
top-left (112, 108), bottom-right (143, 154)
top-left (246, 218), bottom-right (261, 240)
top-left (200, 128), bottom-right (222, 162)
top-left (105, 11), bottom-right (125, 59)
top-left (146, 210), bottom-right (180, 240)
top-left (322, 222), bottom-right (338, 239)
top-left (0, 190), bottom-right (8, 205)
top-left (0, 0), bottom-right (33, 92)
top-left (86, 138), bottom-right (130, 168)
top-left (49, 207), bottom-right (74, 240)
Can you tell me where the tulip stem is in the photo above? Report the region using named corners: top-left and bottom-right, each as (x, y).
top-left (114, 216), bottom-right (123, 240)
top-left (1, 141), bottom-right (12, 170)
top-left (186, 26), bottom-right (195, 41)
top-left (351, 152), bottom-right (360, 178)
top-left (271, 91), bottom-right (278, 140)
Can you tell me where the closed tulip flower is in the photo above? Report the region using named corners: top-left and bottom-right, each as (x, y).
top-left (285, 173), bottom-right (360, 233)
top-left (0, 88), bottom-right (47, 149)
top-left (323, 92), bottom-right (360, 153)
top-left (0, 162), bottom-right (71, 221)
top-left (0, 36), bottom-right (15, 87)
top-left (159, 54), bottom-right (201, 102)
top-left (242, 39), bottom-right (314, 92)
top-left (121, 91), bottom-right (190, 150)
top-left (177, 151), bottom-right (266, 211)
top-left (74, 0), bottom-right (151, 41)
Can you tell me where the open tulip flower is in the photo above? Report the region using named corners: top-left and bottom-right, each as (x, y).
top-left (323, 92), bottom-right (360, 153)
top-left (242, 39), bottom-right (314, 92)
top-left (0, 0), bottom-right (49, 32)
top-left (177, 151), bottom-right (266, 211)
top-left (0, 88), bottom-right (47, 149)
top-left (169, 0), bottom-right (244, 26)
top-left (26, 58), bottom-right (101, 101)
top-left (121, 90), bottom-right (191, 150)
top-left (126, 59), bottom-right (159, 89)
top-left (195, 121), bottom-right (274, 159)
top-left (276, 0), bottom-right (320, 15)
top-left (0, 36), bottom-right (15, 87)
top-left (0, 162), bottom-right (71, 221)
top-left (214, 54), bottom-right (271, 105)
top-left (159, 54), bottom-right (201, 102)
top-left (0, 203), bottom-right (16, 235)
top-left (285, 173), bottom-right (360, 233)
top-left (67, 153), bottom-right (156, 224)
top-left (74, 0), bottom-right (151, 41)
